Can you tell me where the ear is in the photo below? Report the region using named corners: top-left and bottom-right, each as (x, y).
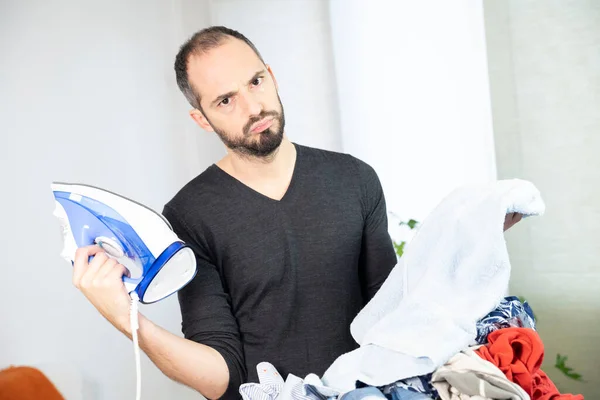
top-left (266, 64), bottom-right (278, 90)
top-left (189, 108), bottom-right (214, 132)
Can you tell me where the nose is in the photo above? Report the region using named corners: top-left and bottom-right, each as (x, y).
top-left (240, 91), bottom-right (263, 117)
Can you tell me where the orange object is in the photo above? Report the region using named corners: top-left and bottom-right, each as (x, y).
top-left (475, 327), bottom-right (584, 400)
top-left (0, 366), bottom-right (64, 400)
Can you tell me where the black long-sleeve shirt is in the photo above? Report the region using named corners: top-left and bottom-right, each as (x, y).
top-left (162, 143), bottom-right (397, 399)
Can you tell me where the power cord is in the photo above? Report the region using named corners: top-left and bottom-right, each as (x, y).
top-left (130, 291), bottom-right (141, 400)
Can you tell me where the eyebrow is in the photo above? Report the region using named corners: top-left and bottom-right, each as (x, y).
top-left (210, 69), bottom-right (266, 107)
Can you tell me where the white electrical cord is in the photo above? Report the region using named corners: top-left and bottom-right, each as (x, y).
top-left (130, 291), bottom-right (141, 400)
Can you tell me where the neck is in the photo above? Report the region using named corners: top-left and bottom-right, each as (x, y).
top-left (218, 137), bottom-right (296, 181)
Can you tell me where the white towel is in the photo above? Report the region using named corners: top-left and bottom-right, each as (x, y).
top-left (322, 179), bottom-right (545, 391)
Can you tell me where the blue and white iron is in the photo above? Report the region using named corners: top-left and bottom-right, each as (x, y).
top-left (51, 181), bottom-right (197, 399)
top-left (51, 182), bottom-right (197, 303)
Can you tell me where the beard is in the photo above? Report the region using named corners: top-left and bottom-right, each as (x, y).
top-left (210, 96), bottom-right (286, 159)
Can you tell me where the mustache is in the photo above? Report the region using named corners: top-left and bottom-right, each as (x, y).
top-left (243, 110), bottom-right (280, 136)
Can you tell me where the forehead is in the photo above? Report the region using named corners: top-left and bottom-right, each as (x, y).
top-left (187, 38), bottom-right (265, 102)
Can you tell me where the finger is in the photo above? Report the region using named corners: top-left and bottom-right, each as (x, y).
top-left (503, 214), bottom-right (510, 228)
top-left (72, 245), bottom-right (104, 287)
top-left (81, 251), bottom-right (110, 287)
top-left (107, 263), bottom-right (129, 283)
top-left (96, 257), bottom-right (119, 280)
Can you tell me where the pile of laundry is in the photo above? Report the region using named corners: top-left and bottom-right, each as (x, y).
top-left (239, 180), bottom-right (585, 400)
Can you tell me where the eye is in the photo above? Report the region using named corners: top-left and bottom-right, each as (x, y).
top-left (219, 98), bottom-right (230, 106)
top-left (251, 77), bottom-right (263, 87)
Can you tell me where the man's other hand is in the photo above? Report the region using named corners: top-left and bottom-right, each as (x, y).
top-left (504, 212), bottom-right (523, 232)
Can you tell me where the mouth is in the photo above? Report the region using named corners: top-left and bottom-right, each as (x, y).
top-left (249, 118), bottom-right (274, 134)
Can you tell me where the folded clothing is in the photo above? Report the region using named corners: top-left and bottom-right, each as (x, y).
top-left (239, 362), bottom-right (284, 400)
top-left (339, 387), bottom-right (387, 400)
top-left (475, 296), bottom-right (536, 345)
top-left (0, 365), bottom-right (64, 400)
top-left (432, 346), bottom-right (530, 400)
top-left (474, 328), bottom-right (583, 400)
top-left (380, 373), bottom-right (438, 399)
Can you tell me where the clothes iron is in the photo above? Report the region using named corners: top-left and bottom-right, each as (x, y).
top-left (51, 182), bottom-right (197, 304)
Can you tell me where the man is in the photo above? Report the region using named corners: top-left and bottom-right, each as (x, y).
top-left (72, 26), bottom-right (522, 400)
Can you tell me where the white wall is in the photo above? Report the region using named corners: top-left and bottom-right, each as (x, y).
top-left (0, 0), bottom-right (343, 398)
top-left (329, 0), bottom-right (497, 228)
top-left (209, 0), bottom-right (342, 152)
top-left (0, 0), bottom-right (215, 398)
top-left (483, 1), bottom-right (600, 398)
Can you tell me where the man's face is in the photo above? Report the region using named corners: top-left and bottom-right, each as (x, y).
top-left (187, 38), bottom-right (285, 158)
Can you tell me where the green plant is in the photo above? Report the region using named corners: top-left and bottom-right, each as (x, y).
top-left (555, 354), bottom-right (584, 382)
top-left (392, 218), bottom-right (419, 258)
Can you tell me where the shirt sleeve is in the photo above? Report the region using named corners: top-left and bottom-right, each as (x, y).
top-left (354, 158), bottom-right (398, 303)
top-left (162, 205), bottom-right (246, 400)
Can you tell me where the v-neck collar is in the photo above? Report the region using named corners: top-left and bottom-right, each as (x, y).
top-left (211, 142), bottom-right (302, 204)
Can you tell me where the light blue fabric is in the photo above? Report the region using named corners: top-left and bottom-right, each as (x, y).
top-left (339, 387), bottom-right (386, 400)
top-left (389, 387), bottom-right (433, 400)
top-left (381, 374), bottom-right (437, 399)
top-left (304, 385), bottom-right (329, 400)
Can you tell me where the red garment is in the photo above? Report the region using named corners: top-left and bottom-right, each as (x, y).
top-left (475, 327), bottom-right (584, 400)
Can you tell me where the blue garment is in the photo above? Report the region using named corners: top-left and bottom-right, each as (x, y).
top-left (388, 387), bottom-right (433, 400)
top-left (380, 374), bottom-right (437, 399)
top-left (339, 387), bottom-right (387, 400)
top-left (475, 296), bottom-right (536, 344)
top-left (303, 385), bottom-right (329, 400)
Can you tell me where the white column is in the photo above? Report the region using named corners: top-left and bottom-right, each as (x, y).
top-left (329, 0), bottom-right (497, 225)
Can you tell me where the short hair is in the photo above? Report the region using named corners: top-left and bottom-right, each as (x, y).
top-left (174, 26), bottom-right (265, 110)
